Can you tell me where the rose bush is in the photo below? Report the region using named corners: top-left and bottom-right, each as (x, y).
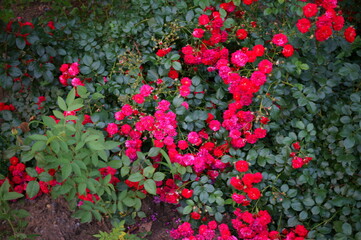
top-left (0, 0), bottom-right (360, 239)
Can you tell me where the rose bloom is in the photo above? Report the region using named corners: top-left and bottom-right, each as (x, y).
top-left (236, 29), bottom-right (248, 40)
top-left (332, 15), bottom-right (344, 31)
top-left (181, 189), bottom-right (193, 198)
top-left (231, 50), bottom-right (249, 67)
top-left (258, 59), bottom-right (273, 74)
top-left (303, 3), bottom-right (318, 18)
top-left (272, 33), bottom-right (288, 46)
top-left (191, 212), bottom-right (201, 220)
top-left (235, 160), bottom-right (249, 172)
top-left (192, 28), bottom-right (205, 38)
top-left (315, 26), bottom-right (332, 41)
top-left (246, 187), bottom-right (261, 200)
top-left (294, 225), bottom-right (309, 237)
top-left (344, 26), bottom-right (357, 43)
top-left (198, 14), bottom-right (210, 25)
top-left (253, 44), bottom-right (265, 57)
top-left (296, 18), bottom-right (312, 33)
top-left (132, 94), bottom-right (145, 104)
top-left (282, 44), bottom-right (295, 58)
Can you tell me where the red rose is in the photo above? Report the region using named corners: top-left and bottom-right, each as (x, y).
top-left (344, 26), bottom-right (356, 43)
top-left (220, 1), bottom-right (236, 12)
top-left (292, 157), bottom-right (304, 168)
top-left (235, 160), bottom-right (249, 172)
top-left (253, 45), bottom-right (265, 57)
top-left (296, 18), bottom-right (312, 33)
top-left (258, 59), bottom-right (273, 74)
top-left (191, 212), bottom-right (201, 220)
top-left (303, 3), bottom-right (318, 18)
top-left (246, 187), bottom-right (261, 200)
top-left (315, 26), bottom-right (333, 41)
top-left (332, 15), bottom-right (344, 31)
top-left (282, 44), bottom-right (294, 58)
top-left (198, 14), bottom-right (210, 26)
top-left (294, 225), bottom-right (309, 237)
top-left (168, 69), bottom-right (179, 79)
top-left (9, 156), bottom-right (19, 165)
top-left (192, 28), bottom-right (204, 38)
top-left (272, 33), bottom-right (288, 46)
top-left (236, 29), bottom-right (248, 40)
top-left (230, 177), bottom-right (244, 190)
top-left (292, 142), bottom-right (301, 150)
top-left (181, 189), bottom-right (193, 198)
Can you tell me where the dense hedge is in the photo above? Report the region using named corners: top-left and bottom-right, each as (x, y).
top-left (1, 0), bottom-right (360, 239)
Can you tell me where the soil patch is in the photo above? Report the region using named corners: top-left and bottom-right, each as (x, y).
top-left (0, 195), bottom-right (180, 240)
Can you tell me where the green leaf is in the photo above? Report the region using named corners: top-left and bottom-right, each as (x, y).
top-left (62, 163), bottom-right (72, 180)
top-left (153, 172), bottom-right (165, 181)
top-left (16, 37), bottom-right (26, 50)
top-left (9, 67), bottom-right (22, 77)
top-left (148, 147), bottom-right (161, 157)
top-left (80, 66), bottom-right (92, 75)
top-left (104, 141), bottom-right (120, 150)
top-left (43, 70), bottom-right (54, 83)
top-left (3, 191), bottom-right (23, 201)
top-left (57, 97), bottom-right (67, 111)
top-left (144, 179), bottom-right (156, 195)
top-left (29, 134), bottom-right (48, 141)
top-left (342, 223), bottom-right (352, 236)
top-left (108, 160), bottom-right (122, 169)
top-left (42, 116), bottom-right (56, 127)
top-left (78, 182), bottom-right (87, 195)
top-left (83, 55), bottom-right (93, 66)
top-left (185, 10), bottom-right (194, 22)
top-left (183, 205), bottom-right (192, 215)
top-left (128, 172), bottom-right (144, 182)
top-left (123, 197), bottom-right (135, 207)
top-left (143, 166), bottom-right (155, 178)
top-left (26, 181), bottom-right (40, 198)
top-left (343, 137), bottom-right (355, 149)
top-left (172, 61), bottom-right (182, 71)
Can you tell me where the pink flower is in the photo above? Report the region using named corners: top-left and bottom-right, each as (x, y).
top-left (231, 50), bottom-right (249, 67)
top-left (68, 62), bottom-right (79, 76)
top-left (209, 120), bottom-right (221, 131)
top-left (115, 111), bottom-right (125, 121)
top-left (132, 94), bottom-right (145, 104)
top-left (272, 33), bottom-right (288, 46)
top-left (181, 102), bottom-right (189, 109)
top-left (139, 84), bottom-right (153, 97)
top-left (71, 78), bottom-right (84, 87)
top-left (106, 123), bottom-right (118, 137)
top-left (258, 59), bottom-right (273, 74)
top-left (192, 28), bottom-right (205, 38)
top-left (188, 132), bottom-right (202, 145)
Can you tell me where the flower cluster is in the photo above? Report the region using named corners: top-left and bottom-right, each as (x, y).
top-left (290, 142), bottom-right (313, 169)
top-left (36, 96), bottom-right (46, 109)
top-left (0, 102), bottom-right (16, 111)
top-left (297, 1), bottom-right (357, 42)
top-left (5, 18), bottom-right (34, 46)
top-left (59, 62), bottom-right (81, 86)
top-left (4, 156), bottom-right (59, 198)
top-left (171, 209), bottom-right (309, 239)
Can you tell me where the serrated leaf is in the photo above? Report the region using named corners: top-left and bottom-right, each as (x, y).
top-left (144, 179), bottom-right (156, 195)
top-left (128, 172), bottom-right (144, 182)
top-left (148, 147), bottom-right (161, 157)
top-left (183, 205), bottom-right (192, 215)
top-left (57, 97), bottom-right (67, 111)
top-left (62, 163), bottom-right (72, 180)
top-left (16, 37), bottom-right (26, 50)
top-left (3, 191), bottom-right (23, 201)
top-left (26, 181), bottom-right (40, 198)
top-left (153, 172), bottom-right (165, 181)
